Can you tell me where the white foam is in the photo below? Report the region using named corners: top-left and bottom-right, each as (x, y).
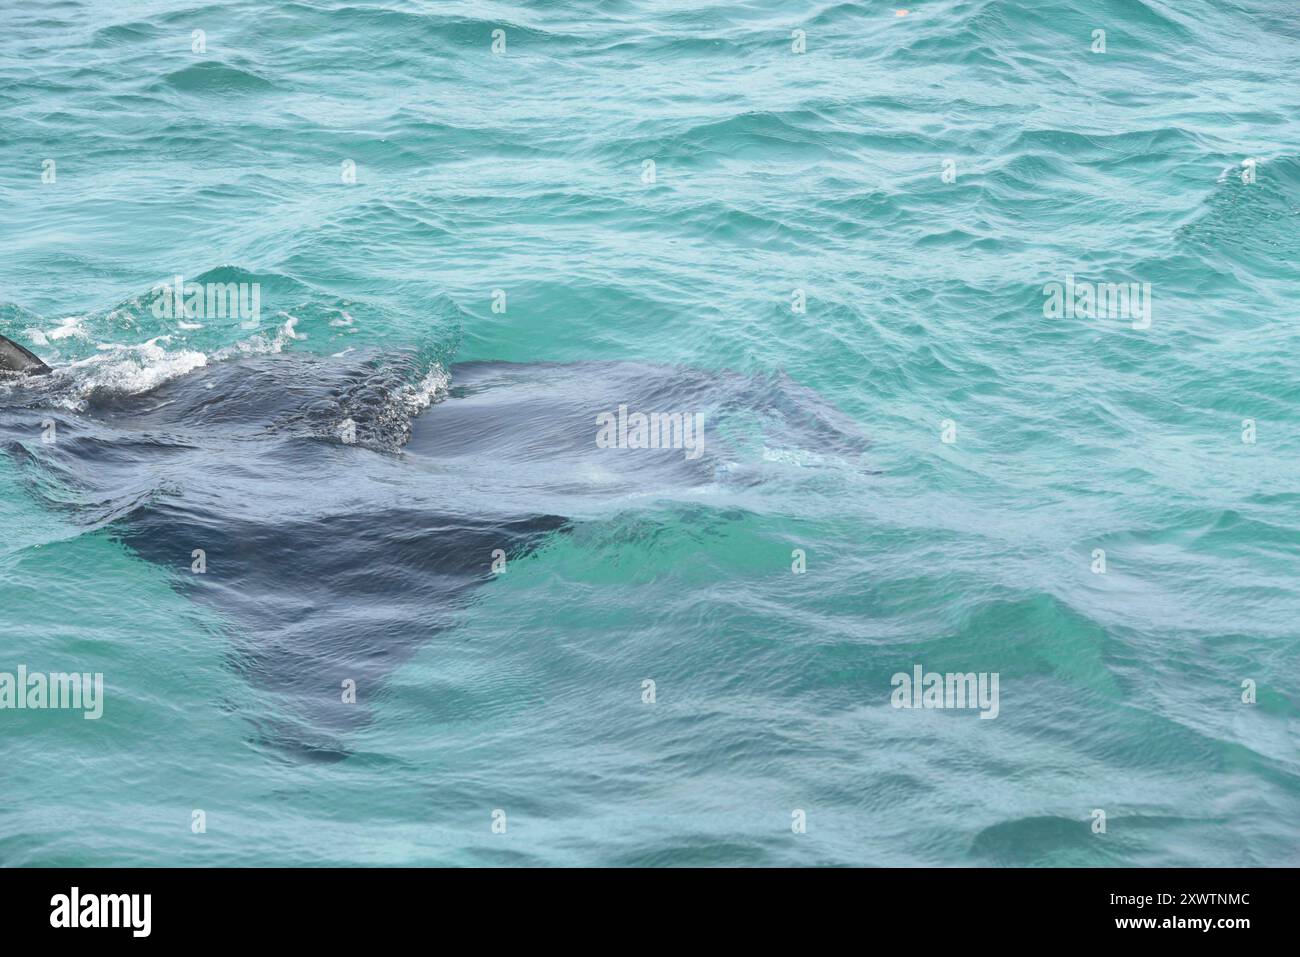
top-left (65, 337), bottom-right (209, 397)
top-left (45, 315), bottom-right (92, 341)
top-left (404, 366), bottom-right (450, 414)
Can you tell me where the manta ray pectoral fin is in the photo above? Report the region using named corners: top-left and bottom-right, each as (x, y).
top-left (0, 335), bottom-right (51, 376)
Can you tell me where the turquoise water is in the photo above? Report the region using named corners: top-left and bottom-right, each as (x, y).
top-left (1, 0), bottom-right (1298, 866)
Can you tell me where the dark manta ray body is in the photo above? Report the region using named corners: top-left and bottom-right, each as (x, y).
top-left (0, 346), bottom-right (867, 758)
top-left (0, 335), bottom-right (51, 376)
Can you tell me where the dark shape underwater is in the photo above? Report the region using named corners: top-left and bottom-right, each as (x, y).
top-left (0, 340), bottom-right (868, 759)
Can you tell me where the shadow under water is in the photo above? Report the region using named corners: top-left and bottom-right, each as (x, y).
top-left (1, 350), bottom-right (869, 759)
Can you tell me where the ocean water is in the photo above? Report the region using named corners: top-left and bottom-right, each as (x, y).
top-left (1, 0), bottom-right (1297, 867)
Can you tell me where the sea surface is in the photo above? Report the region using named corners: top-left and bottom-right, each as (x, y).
top-left (1, 0), bottom-right (1297, 866)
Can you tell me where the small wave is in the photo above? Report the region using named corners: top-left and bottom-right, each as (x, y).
top-left (1179, 154), bottom-right (1300, 267)
top-left (156, 62), bottom-right (275, 94)
top-left (92, 21), bottom-right (163, 45)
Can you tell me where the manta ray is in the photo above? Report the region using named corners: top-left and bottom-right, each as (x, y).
top-left (0, 333), bottom-right (867, 759)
